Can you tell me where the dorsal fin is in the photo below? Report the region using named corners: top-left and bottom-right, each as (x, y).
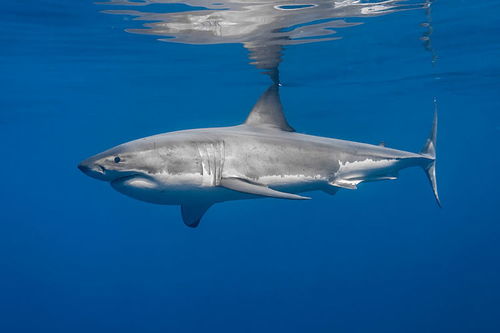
top-left (244, 84), bottom-right (295, 132)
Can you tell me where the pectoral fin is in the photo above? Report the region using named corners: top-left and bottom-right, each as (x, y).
top-left (181, 202), bottom-right (212, 228)
top-left (220, 177), bottom-right (310, 200)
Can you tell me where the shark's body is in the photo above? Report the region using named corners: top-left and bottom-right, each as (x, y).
top-left (79, 85), bottom-right (439, 227)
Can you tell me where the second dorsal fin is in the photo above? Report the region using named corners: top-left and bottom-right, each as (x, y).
top-left (244, 84), bottom-right (295, 132)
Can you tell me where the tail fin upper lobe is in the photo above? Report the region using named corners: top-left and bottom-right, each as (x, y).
top-left (420, 110), bottom-right (441, 207)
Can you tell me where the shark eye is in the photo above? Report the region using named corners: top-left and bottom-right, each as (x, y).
top-left (114, 156), bottom-right (121, 163)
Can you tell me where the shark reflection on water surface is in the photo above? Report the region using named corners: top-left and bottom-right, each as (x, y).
top-left (79, 84), bottom-right (440, 228)
top-left (99, 0), bottom-right (425, 75)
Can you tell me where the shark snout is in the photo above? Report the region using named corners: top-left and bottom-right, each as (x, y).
top-left (78, 159), bottom-right (107, 181)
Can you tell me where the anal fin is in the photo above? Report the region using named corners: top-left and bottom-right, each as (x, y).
top-left (220, 177), bottom-right (310, 200)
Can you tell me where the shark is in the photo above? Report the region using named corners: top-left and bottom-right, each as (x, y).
top-left (78, 84), bottom-right (440, 227)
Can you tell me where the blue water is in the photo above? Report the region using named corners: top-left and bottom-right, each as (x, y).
top-left (1, 0), bottom-right (500, 332)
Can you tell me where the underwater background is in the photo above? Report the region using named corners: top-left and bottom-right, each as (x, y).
top-left (1, 0), bottom-right (499, 332)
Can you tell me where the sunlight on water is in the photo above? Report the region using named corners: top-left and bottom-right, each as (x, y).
top-left (97, 0), bottom-right (426, 77)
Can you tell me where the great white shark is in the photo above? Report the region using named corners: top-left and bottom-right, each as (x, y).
top-left (79, 85), bottom-right (440, 227)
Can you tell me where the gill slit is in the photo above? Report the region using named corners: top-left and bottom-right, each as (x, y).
top-left (197, 141), bottom-right (225, 186)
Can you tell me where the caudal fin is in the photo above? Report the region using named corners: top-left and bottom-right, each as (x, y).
top-left (420, 106), bottom-right (441, 207)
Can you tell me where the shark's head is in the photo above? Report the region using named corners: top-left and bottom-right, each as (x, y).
top-left (78, 136), bottom-right (167, 194)
top-left (78, 134), bottom-right (204, 205)
top-left (78, 142), bottom-right (147, 182)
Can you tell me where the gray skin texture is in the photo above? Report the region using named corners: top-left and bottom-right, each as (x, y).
top-left (79, 85), bottom-right (438, 227)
